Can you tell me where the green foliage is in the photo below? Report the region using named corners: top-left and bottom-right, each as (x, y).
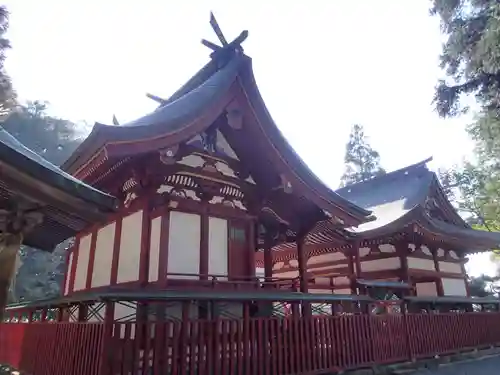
top-left (0, 6), bottom-right (15, 117)
top-left (339, 124), bottom-right (386, 187)
top-left (468, 274), bottom-right (499, 297)
top-left (432, 0), bottom-right (500, 118)
top-left (433, 0), bottom-right (500, 257)
top-left (2, 101), bottom-right (82, 166)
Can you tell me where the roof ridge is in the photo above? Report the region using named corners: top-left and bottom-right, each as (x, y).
top-left (336, 157), bottom-right (433, 193)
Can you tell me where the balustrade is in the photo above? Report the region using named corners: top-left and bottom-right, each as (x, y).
top-left (1, 292), bottom-right (500, 375)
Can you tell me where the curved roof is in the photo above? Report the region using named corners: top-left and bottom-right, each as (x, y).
top-left (0, 127), bottom-right (117, 250)
top-left (62, 56), bottom-right (240, 170)
top-left (62, 40), bottom-right (373, 226)
top-left (336, 158), bottom-right (434, 234)
top-left (0, 127), bottom-right (116, 209)
top-left (336, 158), bottom-right (500, 251)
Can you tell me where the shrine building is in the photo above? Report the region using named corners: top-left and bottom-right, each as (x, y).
top-left (4, 14), bottom-right (500, 375)
top-left (59, 21), bottom-right (375, 310)
top-left (264, 159), bottom-right (500, 298)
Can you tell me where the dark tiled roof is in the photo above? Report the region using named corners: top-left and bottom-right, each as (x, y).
top-left (336, 159), bottom-right (432, 234)
top-left (0, 127), bottom-right (117, 209)
top-left (0, 127), bottom-right (117, 250)
top-left (62, 44), bottom-right (372, 224)
top-left (335, 158), bottom-right (500, 250)
top-left (119, 57), bottom-right (241, 129)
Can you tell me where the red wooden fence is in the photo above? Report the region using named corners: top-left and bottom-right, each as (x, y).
top-left (0, 322), bottom-right (105, 375)
top-left (1, 313), bottom-right (500, 375)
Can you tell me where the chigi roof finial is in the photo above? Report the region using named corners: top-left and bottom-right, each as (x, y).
top-left (201, 12), bottom-right (248, 55)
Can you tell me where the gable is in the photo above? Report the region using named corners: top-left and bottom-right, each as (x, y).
top-left (187, 130), bottom-right (239, 160)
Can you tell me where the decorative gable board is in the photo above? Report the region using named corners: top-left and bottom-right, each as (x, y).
top-left (187, 130), bottom-right (239, 160)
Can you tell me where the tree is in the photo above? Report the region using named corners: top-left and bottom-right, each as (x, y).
top-left (431, 0), bottom-right (500, 173)
top-left (468, 274), bottom-right (499, 297)
top-left (339, 124), bottom-right (385, 187)
top-left (432, 0), bottom-right (500, 246)
top-left (432, 1), bottom-right (500, 119)
top-left (0, 6), bottom-right (15, 117)
top-left (2, 101), bottom-right (82, 166)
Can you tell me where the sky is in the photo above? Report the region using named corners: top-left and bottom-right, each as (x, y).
top-left (2, 1), bottom-right (495, 276)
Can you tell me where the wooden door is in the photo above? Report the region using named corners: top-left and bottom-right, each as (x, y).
top-left (228, 220), bottom-right (249, 281)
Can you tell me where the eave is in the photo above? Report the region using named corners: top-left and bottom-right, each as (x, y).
top-left (61, 53), bottom-right (372, 227)
top-left (0, 127), bottom-right (118, 251)
top-left (0, 128), bottom-right (117, 212)
top-left (415, 213), bottom-right (500, 253)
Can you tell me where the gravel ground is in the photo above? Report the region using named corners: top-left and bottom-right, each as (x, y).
top-left (412, 356), bottom-right (500, 374)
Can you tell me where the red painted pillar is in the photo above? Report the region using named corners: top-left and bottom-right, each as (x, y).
top-left (199, 205), bottom-right (209, 281)
top-left (296, 235), bottom-right (308, 294)
top-left (350, 240), bottom-right (361, 294)
top-left (247, 219), bottom-right (257, 279)
top-left (263, 236), bottom-right (273, 282)
top-left (399, 242), bottom-right (410, 283)
top-left (432, 247), bottom-right (444, 297)
top-left (297, 235), bottom-right (311, 317)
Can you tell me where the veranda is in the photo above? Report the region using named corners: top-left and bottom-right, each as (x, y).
top-left (1, 283), bottom-right (500, 375)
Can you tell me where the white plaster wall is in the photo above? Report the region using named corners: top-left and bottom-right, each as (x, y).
top-left (438, 261), bottom-right (463, 274)
top-left (256, 267), bottom-right (264, 278)
top-left (379, 244), bottom-right (396, 253)
top-left (416, 282), bottom-right (438, 296)
top-left (148, 216), bottom-right (162, 282)
top-left (208, 217), bottom-right (228, 277)
top-left (315, 277), bottom-right (331, 285)
top-left (274, 270), bottom-right (299, 278)
top-left (309, 263), bottom-right (346, 274)
top-left (177, 154), bottom-right (205, 168)
top-left (334, 289), bottom-right (352, 295)
top-left (64, 252), bottom-right (74, 295)
top-left (442, 278), bottom-right (468, 296)
top-left (73, 234), bottom-right (92, 291)
top-left (272, 262), bottom-right (284, 270)
top-left (167, 211), bottom-right (201, 279)
top-left (407, 257), bottom-right (436, 271)
top-left (117, 210), bottom-right (143, 283)
top-left (91, 222), bottom-right (116, 288)
top-left (360, 258), bottom-right (400, 272)
top-left (333, 276), bottom-right (350, 286)
top-left (312, 288), bottom-right (333, 294)
top-left (307, 251), bottom-right (345, 266)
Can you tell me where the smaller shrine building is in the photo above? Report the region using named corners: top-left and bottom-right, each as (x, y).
top-left (264, 159), bottom-right (500, 298)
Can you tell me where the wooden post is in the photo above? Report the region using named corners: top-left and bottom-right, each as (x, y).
top-left (0, 233), bottom-right (23, 322)
top-left (432, 246), bottom-right (444, 297)
top-left (297, 235), bottom-right (308, 294)
top-left (247, 219), bottom-right (257, 279)
top-left (350, 241), bottom-right (361, 294)
top-left (263, 234), bottom-right (273, 283)
top-left (297, 235), bottom-right (312, 316)
top-left (352, 239), bottom-right (363, 295)
top-left (399, 241), bottom-right (410, 296)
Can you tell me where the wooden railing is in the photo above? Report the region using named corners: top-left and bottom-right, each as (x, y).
top-left (0, 322), bottom-right (105, 375)
top-left (2, 312), bottom-right (500, 375)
